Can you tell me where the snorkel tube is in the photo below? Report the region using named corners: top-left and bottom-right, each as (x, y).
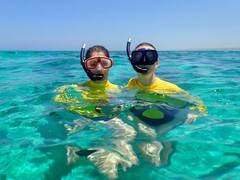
top-left (80, 44), bottom-right (104, 81)
top-left (126, 38), bottom-right (131, 60)
top-left (80, 43), bottom-right (86, 65)
top-left (126, 38), bottom-right (149, 74)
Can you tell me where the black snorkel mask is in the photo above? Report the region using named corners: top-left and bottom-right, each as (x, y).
top-left (126, 38), bottom-right (158, 74)
top-left (80, 44), bottom-right (104, 81)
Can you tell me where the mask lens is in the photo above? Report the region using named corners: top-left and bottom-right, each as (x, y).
top-left (145, 50), bottom-right (158, 64)
top-left (132, 51), bottom-right (143, 64)
top-left (100, 58), bottom-right (112, 68)
top-left (86, 58), bottom-right (98, 69)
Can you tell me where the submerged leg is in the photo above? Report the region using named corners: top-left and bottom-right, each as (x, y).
top-left (87, 117), bottom-right (138, 179)
top-left (87, 140), bottom-right (138, 179)
top-left (138, 122), bottom-right (157, 138)
top-left (66, 117), bottom-right (139, 179)
top-left (66, 145), bottom-right (80, 164)
top-left (139, 141), bottom-right (163, 166)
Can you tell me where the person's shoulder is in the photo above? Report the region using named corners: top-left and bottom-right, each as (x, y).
top-left (108, 82), bottom-right (119, 89)
top-left (126, 78), bottom-right (138, 88)
top-left (106, 82), bottom-right (123, 94)
top-left (155, 78), bottom-right (184, 92)
top-left (55, 84), bottom-right (78, 93)
top-left (156, 78), bottom-right (179, 87)
top-left (80, 81), bottom-right (90, 87)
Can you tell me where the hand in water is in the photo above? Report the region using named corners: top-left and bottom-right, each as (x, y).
top-left (186, 113), bottom-right (198, 123)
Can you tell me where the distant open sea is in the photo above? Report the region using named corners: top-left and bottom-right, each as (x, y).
top-left (0, 51), bottom-right (239, 179)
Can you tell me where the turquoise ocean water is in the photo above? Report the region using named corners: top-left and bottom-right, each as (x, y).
top-left (0, 51), bottom-right (240, 179)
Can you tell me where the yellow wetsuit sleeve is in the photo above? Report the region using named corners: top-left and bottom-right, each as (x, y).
top-left (159, 82), bottom-right (207, 115)
top-left (163, 83), bottom-right (184, 93)
top-left (180, 91), bottom-right (208, 115)
top-left (127, 78), bottom-right (207, 115)
top-left (126, 78), bottom-right (135, 89)
top-left (54, 85), bottom-right (79, 104)
top-left (153, 79), bottom-right (208, 115)
top-left (127, 78), bottom-right (184, 93)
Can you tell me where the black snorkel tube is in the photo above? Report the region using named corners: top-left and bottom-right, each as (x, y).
top-left (126, 38), bottom-right (131, 60)
top-left (80, 43), bottom-right (86, 66)
top-left (126, 38), bottom-right (149, 74)
top-left (80, 44), bottom-right (104, 81)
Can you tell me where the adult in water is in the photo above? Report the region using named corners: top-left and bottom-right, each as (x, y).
top-left (126, 38), bottom-right (207, 122)
top-left (125, 39), bottom-right (207, 166)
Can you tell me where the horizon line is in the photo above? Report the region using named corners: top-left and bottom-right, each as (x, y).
top-left (1, 48), bottom-right (240, 52)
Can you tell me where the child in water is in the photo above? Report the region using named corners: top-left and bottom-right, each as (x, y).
top-left (55, 45), bottom-right (138, 179)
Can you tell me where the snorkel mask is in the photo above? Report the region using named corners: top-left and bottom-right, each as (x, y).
top-left (126, 38), bottom-right (158, 74)
top-left (80, 44), bottom-right (105, 81)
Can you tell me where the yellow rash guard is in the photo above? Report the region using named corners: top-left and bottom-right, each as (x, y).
top-left (54, 80), bottom-right (120, 118)
top-left (127, 77), bottom-right (183, 93)
top-left (127, 77), bottom-right (207, 115)
top-left (81, 80), bottom-right (119, 90)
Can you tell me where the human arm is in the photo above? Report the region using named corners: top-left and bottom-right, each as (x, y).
top-left (54, 84), bottom-right (80, 104)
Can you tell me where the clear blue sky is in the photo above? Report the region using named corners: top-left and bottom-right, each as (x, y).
top-left (0, 0), bottom-right (240, 50)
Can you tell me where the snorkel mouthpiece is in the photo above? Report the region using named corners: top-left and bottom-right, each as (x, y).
top-left (80, 44), bottom-right (104, 81)
top-left (134, 65), bottom-right (149, 74)
top-left (126, 38), bottom-right (150, 74)
top-left (91, 74), bottom-right (104, 81)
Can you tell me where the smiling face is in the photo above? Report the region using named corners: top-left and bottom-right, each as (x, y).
top-left (86, 51), bottom-right (112, 81)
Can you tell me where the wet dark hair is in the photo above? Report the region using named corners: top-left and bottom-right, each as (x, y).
top-left (135, 42), bottom-right (156, 50)
top-left (85, 45), bottom-right (110, 59)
